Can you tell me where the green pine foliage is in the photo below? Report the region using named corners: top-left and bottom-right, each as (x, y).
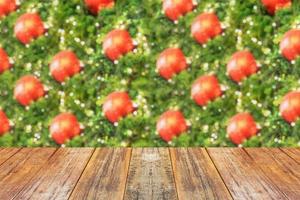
top-left (0, 0), bottom-right (300, 147)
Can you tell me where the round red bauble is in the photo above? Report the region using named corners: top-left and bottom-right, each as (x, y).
top-left (14, 13), bottom-right (45, 44)
top-left (156, 48), bottom-right (188, 80)
top-left (50, 113), bottom-right (81, 144)
top-left (280, 29), bottom-right (300, 61)
top-left (103, 91), bottom-right (134, 123)
top-left (280, 91), bottom-right (300, 123)
top-left (163, 0), bottom-right (194, 21)
top-left (0, 48), bottom-right (11, 74)
top-left (50, 50), bottom-right (81, 83)
top-left (191, 12), bottom-right (222, 44)
top-left (0, 110), bottom-right (10, 136)
top-left (103, 29), bottom-right (134, 61)
top-left (261, 0), bottom-right (291, 15)
top-left (227, 50), bottom-right (258, 83)
top-left (227, 113), bottom-right (258, 145)
top-left (0, 0), bottom-right (17, 17)
top-left (157, 110), bottom-right (187, 142)
top-left (14, 75), bottom-right (45, 106)
top-left (191, 75), bottom-right (222, 106)
top-left (85, 0), bottom-right (114, 14)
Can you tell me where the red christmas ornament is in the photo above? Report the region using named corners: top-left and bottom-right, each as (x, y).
top-left (85, 0), bottom-right (114, 14)
top-left (103, 91), bottom-right (134, 123)
top-left (261, 0), bottom-right (291, 15)
top-left (50, 113), bottom-right (81, 144)
top-left (14, 75), bottom-right (45, 106)
top-left (227, 113), bottom-right (258, 145)
top-left (157, 110), bottom-right (187, 142)
top-left (14, 13), bottom-right (45, 44)
top-left (280, 29), bottom-right (300, 61)
top-left (227, 50), bottom-right (258, 83)
top-left (103, 29), bottom-right (134, 61)
top-left (0, 48), bottom-right (11, 74)
top-left (280, 91), bottom-right (300, 123)
top-left (156, 48), bottom-right (188, 80)
top-left (0, 110), bottom-right (10, 136)
top-left (163, 0), bottom-right (194, 21)
top-left (191, 12), bottom-right (222, 44)
top-left (50, 50), bottom-right (82, 83)
top-left (191, 75), bottom-right (222, 106)
top-left (0, 0), bottom-right (17, 17)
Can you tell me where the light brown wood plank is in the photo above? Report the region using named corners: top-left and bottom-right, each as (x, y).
top-left (0, 148), bottom-right (21, 166)
top-left (0, 148), bottom-right (57, 200)
top-left (124, 148), bottom-right (177, 200)
top-left (208, 148), bottom-right (287, 200)
top-left (13, 148), bottom-right (94, 200)
top-left (245, 148), bottom-right (300, 199)
top-left (280, 148), bottom-right (300, 164)
top-left (0, 148), bottom-right (42, 180)
top-left (69, 148), bottom-right (131, 200)
top-left (170, 148), bottom-right (232, 200)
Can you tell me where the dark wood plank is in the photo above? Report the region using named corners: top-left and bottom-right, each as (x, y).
top-left (0, 148), bottom-right (20, 166)
top-left (13, 148), bottom-right (94, 200)
top-left (281, 148), bottom-right (300, 164)
top-left (246, 148), bottom-right (300, 199)
top-left (207, 148), bottom-right (287, 200)
top-left (69, 148), bottom-right (131, 200)
top-left (124, 148), bottom-right (177, 200)
top-left (170, 148), bottom-right (232, 200)
top-left (0, 148), bottom-right (57, 200)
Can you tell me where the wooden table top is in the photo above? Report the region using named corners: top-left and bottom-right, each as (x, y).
top-left (0, 148), bottom-right (299, 200)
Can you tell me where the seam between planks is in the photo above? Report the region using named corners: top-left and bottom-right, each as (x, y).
top-left (242, 148), bottom-right (290, 200)
top-left (67, 148), bottom-right (96, 200)
top-left (205, 148), bottom-right (234, 200)
top-left (241, 148), bottom-right (255, 161)
top-left (0, 148), bottom-right (22, 167)
top-left (279, 148), bottom-right (300, 165)
top-left (45, 148), bottom-right (60, 161)
top-left (122, 148), bottom-right (133, 200)
top-left (11, 148), bottom-right (59, 200)
top-left (168, 147), bottom-right (180, 200)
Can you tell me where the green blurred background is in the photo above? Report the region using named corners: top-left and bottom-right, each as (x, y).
top-left (0, 0), bottom-right (299, 147)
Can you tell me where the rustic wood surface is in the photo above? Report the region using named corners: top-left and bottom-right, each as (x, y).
top-left (170, 148), bottom-right (232, 200)
top-left (0, 148), bottom-right (299, 200)
top-left (246, 148), bottom-right (300, 199)
top-left (70, 148), bottom-right (131, 200)
top-left (124, 148), bottom-right (177, 200)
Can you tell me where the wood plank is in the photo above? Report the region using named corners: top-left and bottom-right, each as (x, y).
top-left (13, 148), bottom-right (94, 200)
top-left (246, 148), bottom-right (300, 199)
top-left (281, 148), bottom-right (300, 164)
top-left (170, 148), bottom-right (232, 200)
top-left (0, 148), bottom-right (20, 166)
top-left (124, 148), bottom-right (177, 200)
top-left (0, 148), bottom-right (57, 200)
top-left (0, 148), bottom-right (43, 180)
top-left (207, 148), bottom-right (287, 200)
top-left (69, 148), bottom-right (131, 200)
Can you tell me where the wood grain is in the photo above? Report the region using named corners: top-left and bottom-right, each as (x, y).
top-left (0, 148), bottom-right (44, 180)
top-left (0, 148), bottom-right (298, 200)
top-left (281, 148), bottom-right (300, 164)
top-left (170, 148), bottom-right (232, 200)
top-left (0, 148), bottom-right (56, 200)
top-left (246, 148), bottom-right (300, 199)
top-left (207, 148), bottom-right (287, 200)
top-left (124, 148), bottom-right (177, 200)
top-left (13, 148), bottom-right (94, 200)
top-left (69, 148), bottom-right (131, 200)
top-left (0, 148), bottom-right (20, 166)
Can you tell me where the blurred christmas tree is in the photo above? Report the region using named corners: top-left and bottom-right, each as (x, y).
top-left (0, 0), bottom-right (299, 147)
